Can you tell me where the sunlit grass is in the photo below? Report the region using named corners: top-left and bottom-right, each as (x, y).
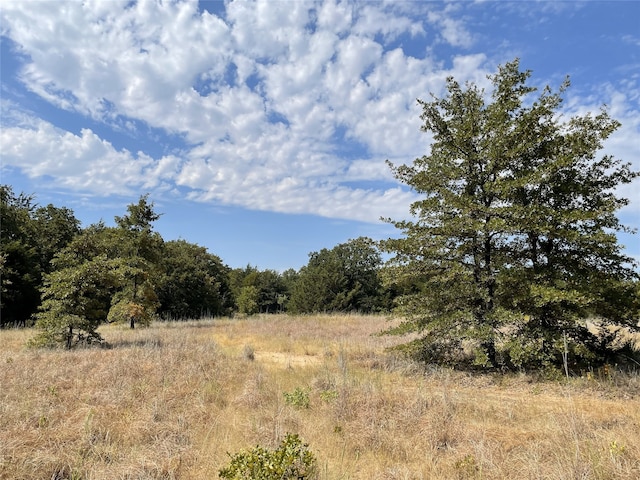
top-left (1, 314), bottom-right (639, 479)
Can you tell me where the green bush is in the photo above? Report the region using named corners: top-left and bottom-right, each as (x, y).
top-left (219, 433), bottom-right (317, 480)
top-left (283, 387), bottom-right (310, 409)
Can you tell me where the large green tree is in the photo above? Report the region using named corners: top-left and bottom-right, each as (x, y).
top-left (0, 186), bottom-right (80, 327)
top-left (156, 240), bottom-right (233, 319)
top-left (109, 194), bottom-right (163, 328)
top-left (289, 237), bottom-right (385, 314)
top-left (382, 60), bottom-right (639, 371)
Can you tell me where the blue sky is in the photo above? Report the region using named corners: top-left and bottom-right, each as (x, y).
top-left (1, 0), bottom-right (639, 272)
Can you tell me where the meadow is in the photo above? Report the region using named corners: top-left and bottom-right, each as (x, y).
top-left (1, 314), bottom-right (639, 479)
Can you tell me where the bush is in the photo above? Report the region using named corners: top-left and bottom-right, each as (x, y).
top-left (219, 433), bottom-right (317, 480)
top-left (283, 387), bottom-right (310, 409)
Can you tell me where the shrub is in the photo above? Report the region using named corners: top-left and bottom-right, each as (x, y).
top-left (283, 387), bottom-right (310, 409)
top-left (219, 433), bottom-right (317, 480)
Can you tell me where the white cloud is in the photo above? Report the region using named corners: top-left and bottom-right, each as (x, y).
top-left (317, 0), bottom-right (353, 35)
top-left (427, 7), bottom-right (474, 48)
top-left (562, 80), bottom-right (640, 215)
top-left (0, 114), bottom-right (181, 195)
top-left (1, 0), bottom-right (637, 227)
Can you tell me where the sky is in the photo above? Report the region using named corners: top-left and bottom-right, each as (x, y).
top-left (1, 0), bottom-right (639, 272)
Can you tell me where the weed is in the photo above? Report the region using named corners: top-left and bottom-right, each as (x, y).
top-left (319, 389), bottom-right (338, 403)
top-left (455, 454), bottom-right (480, 478)
top-left (609, 440), bottom-right (626, 457)
top-left (243, 344), bottom-right (255, 361)
top-left (38, 414), bottom-right (48, 428)
top-left (284, 387), bottom-right (310, 409)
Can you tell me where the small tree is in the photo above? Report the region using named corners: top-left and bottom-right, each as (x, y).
top-left (237, 285), bottom-right (260, 316)
top-left (30, 255), bottom-right (117, 349)
top-left (382, 59), bottom-right (639, 371)
top-left (111, 194), bottom-right (163, 328)
top-left (107, 260), bottom-right (157, 328)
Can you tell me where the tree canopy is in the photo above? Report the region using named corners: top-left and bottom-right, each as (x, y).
top-left (156, 240), bottom-right (233, 319)
top-left (1, 186), bottom-right (80, 327)
top-left (2, 187), bottom-right (402, 346)
top-left (289, 237), bottom-right (386, 314)
top-left (382, 59), bottom-right (639, 372)
top-left (30, 197), bottom-right (165, 346)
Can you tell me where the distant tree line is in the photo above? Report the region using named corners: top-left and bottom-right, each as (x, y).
top-left (1, 186), bottom-right (394, 345)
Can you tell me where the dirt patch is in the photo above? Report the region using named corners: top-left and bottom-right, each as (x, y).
top-left (254, 351), bottom-right (321, 368)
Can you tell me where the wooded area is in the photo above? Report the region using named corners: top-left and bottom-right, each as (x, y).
top-left (0, 188), bottom-right (390, 337)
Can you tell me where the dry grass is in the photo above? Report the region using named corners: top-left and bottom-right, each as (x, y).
top-left (1, 314), bottom-right (639, 479)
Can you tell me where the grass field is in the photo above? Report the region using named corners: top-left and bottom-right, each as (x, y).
top-left (1, 314), bottom-right (639, 479)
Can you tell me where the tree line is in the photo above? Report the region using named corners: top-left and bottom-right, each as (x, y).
top-left (1, 60), bottom-right (639, 372)
top-left (1, 188), bottom-right (391, 341)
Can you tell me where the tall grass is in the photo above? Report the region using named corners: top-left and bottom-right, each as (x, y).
top-left (1, 314), bottom-right (639, 479)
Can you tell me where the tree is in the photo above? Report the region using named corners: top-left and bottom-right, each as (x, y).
top-left (31, 196), bottom-right (163, 346)
top-left (253, 269), bottom-right (288, 313)
top-left (382, 59), bottom-right (639, 371)
top-left (289, 237), bottom-right (384, 314)
top-left (30, 255), bottom-right (118, 348)
top-left (0, 186), bottom-right (80, 327)
top-left (111, 194), bottom-right (163, 328)
top-left (32, 203), bottom-right (81, 270)
top-left (30, 223), bottom-right (118, 347)
top-left (156, 240), bottom-right (233, 319)
top-left (237, 285), bottom-right (260, 316)
top-left (229, 265), bottom-right (289, 314)
top-left (1, 187), bottom-right (41, 327)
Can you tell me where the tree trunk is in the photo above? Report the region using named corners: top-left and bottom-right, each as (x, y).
top-left (483, 339), bottom-right (497, 368)
top-left (66, 325), bottom-right (73, 349)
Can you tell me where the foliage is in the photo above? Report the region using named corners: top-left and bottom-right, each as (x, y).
top-left (31, 196), bottom-right (164, 347)
top-left (107, 294), bottom-right (155, 329)
top-left (230, 265), bottom-right (289, 313)
top-left (30, 255), bottom-right (117, 348)
top-left (382, 59), bottom-right (639, 371)
top-left (289, 237), bottom-right (386, 314)
top-left (219, 433), bottom-right (317, 480)
top-left (31, 203), bottom-right (81, 269)
top-left (110, 194), bottom-right (163, 328)
top-left (0, 186), bottom-right (80, 327)
top-left (283, 387), bottom-right (310, 409)
top-left (237, 285), bottom-right (260, 316)
top-left (107, 260), bottom-right (158, 329)
top-left (156, 240), bottom-right (233, 319)
top-left (2, 187), bottom-right (395, 328)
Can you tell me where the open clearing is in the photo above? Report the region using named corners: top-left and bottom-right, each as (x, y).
top-left (1, 314), bottom-right (639, 479)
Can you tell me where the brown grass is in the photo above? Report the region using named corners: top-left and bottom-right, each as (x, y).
top-left (1, 314), bottom-right (639, 479)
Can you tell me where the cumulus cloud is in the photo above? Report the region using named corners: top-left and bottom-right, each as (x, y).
top-left (0, 108), bottom-right (182, 195)
top-left (1, 0), bottom-right (637, 226)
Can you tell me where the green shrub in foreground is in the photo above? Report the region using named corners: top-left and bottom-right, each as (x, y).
top-left (219, 433), bottom-right (317, 480)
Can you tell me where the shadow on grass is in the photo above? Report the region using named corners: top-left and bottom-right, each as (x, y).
top-left (103, 338), bottom-right (163, 349)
